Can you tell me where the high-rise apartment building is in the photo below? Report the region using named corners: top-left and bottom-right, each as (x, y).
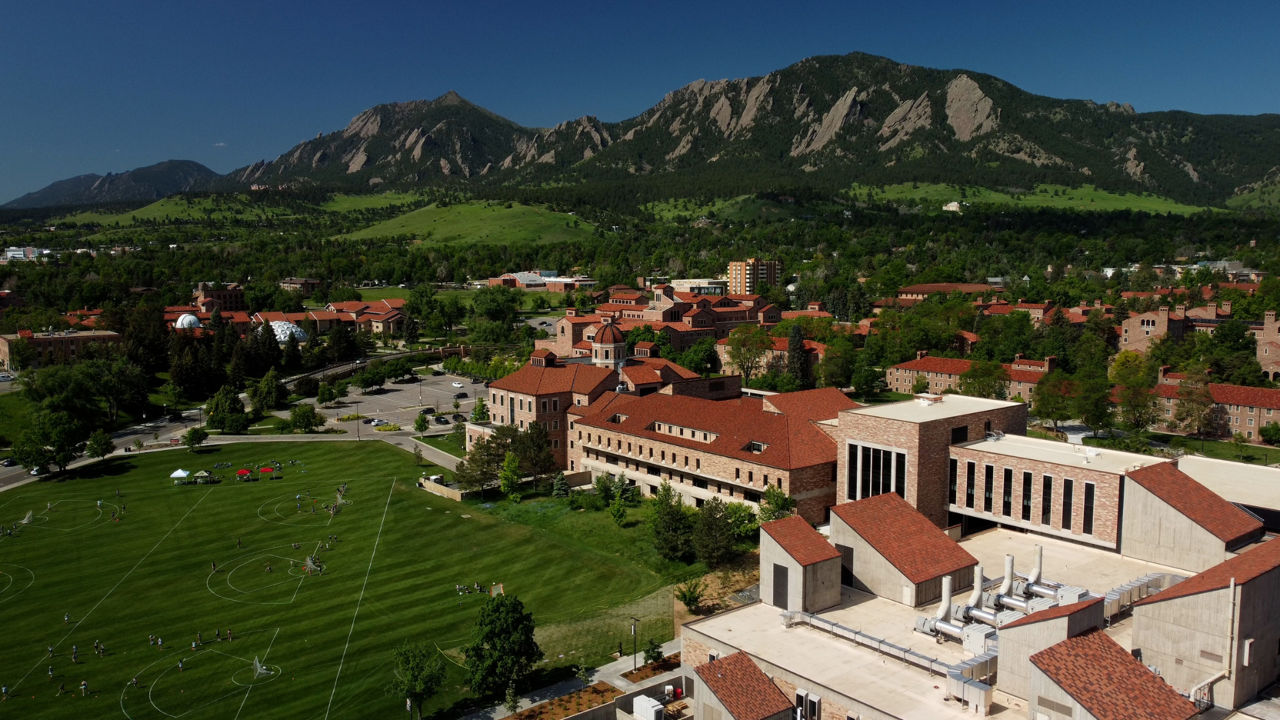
top-left (726, 258), bottom-right (780, 295)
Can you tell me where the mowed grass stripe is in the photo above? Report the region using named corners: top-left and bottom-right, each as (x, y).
top-left (0, 441), bottom-right (682, 718)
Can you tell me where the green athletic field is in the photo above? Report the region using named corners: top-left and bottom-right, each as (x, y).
top-left (0, 441), bottom-right (676, 718)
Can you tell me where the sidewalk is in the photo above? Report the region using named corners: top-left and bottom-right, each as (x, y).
top-left (461, 639), bottom-right (683, 720)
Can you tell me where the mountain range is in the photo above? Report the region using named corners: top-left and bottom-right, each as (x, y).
top-left (9, 52), bottom-right (1280, 209)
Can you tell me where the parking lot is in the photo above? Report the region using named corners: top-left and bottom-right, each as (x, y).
top-left (323, 369), bottom-right (481, 433)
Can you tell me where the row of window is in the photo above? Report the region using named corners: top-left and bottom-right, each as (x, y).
top-left (491, 393), bottom-right (561, 414)
top-left (948, 459), bottom-right (1095, 535)
top-left (582, 449), bottom-right (762, 503)
top-left (578, 431), bottom-right (703, 472)
top-left (846, 443), bottom-right (906, 501)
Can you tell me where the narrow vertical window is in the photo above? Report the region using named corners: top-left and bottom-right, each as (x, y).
top-left (1041, 476), bottom-right (1053, 526)
top-left (1083, 483), bottom-right (1095, 535)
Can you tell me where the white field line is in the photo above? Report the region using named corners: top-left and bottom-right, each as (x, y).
top-left (324, 477), bottom-right (395, 720)
top-left (233, 626), bottom-right (280, 720)
top-left (13, 489), bottom-right (212, 691)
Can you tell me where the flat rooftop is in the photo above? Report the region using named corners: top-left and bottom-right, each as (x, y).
top-left (1177, 455), bottom-right (1280, 512)
top-left (847, 394), bottom-right (1022, 423)
top-left (686, 597), bottom-right (1018, 719)
top-left (956, 433), bottom-right (1164, 475)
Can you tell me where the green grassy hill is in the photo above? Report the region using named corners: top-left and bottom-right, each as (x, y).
top-left (59, 195), bottom-right (295, 226)
top-left (341, 201), bottom-right (598, 244)
top-left (318, 192), bottom-right (426, 212)
top-left (847, 183), bottom-right (1209, 214)
top-left (1226, 178), bottom-right (1280, 211)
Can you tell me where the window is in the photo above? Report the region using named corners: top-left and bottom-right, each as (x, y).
top-left (965, 462), bottom-right (976, 508)
top-left (983, 465), bottom-right (994, 513)
top-left (552, 420), bottom-right (559, 430)
top-left (948, 458), bottom-right (958, 505)
top-left (1002, 468), bottom-right (1013, 516)
top-left (1041, 476), bottom-right (1053, 525)
top-left (849, 443), bottom-right (908, 500)
top-left (1062, 479), bottom-right (1074, 530)
top-left (1022, 472), bottom-right (1032, 521)
top-left (1083, 482), bottom-right (1095, 534)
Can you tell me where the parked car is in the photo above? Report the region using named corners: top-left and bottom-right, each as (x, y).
top-left (434, 416), bottom-right (450, 425)
top-left (371, 419), bottom-right (388, 427)
top-left (0, 373), bottom-right (13, 381)
top-left (431, 370), bottom-right (445, 377)
top-left (419, 407), bottom-right (436, 415)
top-left (471, 378), bottom-right (483, 384)
top-left (452, 413), bottom-right (465, 422)
top-left (362, 418), bottom-right (376, 424)
top-left (454, 391), bottom-right (468, 399)
top-left (451, 381), bottom-right (464, 388)
top-left (0, 457), bottom-right (15, 467)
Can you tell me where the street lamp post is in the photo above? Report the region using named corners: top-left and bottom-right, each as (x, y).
top-left (630, 616), bottom-right (639, 671)
top-left (355, 401), bottom-right (361, 441)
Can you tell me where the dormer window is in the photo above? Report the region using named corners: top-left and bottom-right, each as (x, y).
top-left (746, 441), bottom-right (768, 453)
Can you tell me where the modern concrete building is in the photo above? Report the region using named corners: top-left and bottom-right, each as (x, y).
top-left (727, 258), bottom-right (780, 295)
top-left (996, 596), bottom-right (1106, 702)
top-left (759, 516), bottom-right (841, 613)
top-left (691, 652), bottom-right (792, 720)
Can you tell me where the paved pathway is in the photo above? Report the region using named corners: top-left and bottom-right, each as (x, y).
top-left (460, 639), bottom-right (683, 720)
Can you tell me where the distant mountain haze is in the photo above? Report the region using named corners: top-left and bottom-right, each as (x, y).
top-left (10, 52), bottom-right (1280, 208)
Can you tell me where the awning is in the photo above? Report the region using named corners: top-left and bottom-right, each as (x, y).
top-left (236, 469), bottom-right (251, 476)
top-left (193, 470), bottom-right (210, 478)
top-left (259, 467), bottom-right (275, 474)
top-left (169, 469), bottom-right (190, 478)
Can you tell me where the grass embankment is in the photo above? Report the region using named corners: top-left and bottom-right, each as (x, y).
top-left (421, 434), bottom-right (466, 458)
top-left (342, 201), bottom-right (598, 244)
top-left (848, 183), bottom-right (1208, 215)
top-left (0, 441), bottom-right (681, 718)
top-left (59, 195), bottom-right (295, 226)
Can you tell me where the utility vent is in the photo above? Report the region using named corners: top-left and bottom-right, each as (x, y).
top-left (1199, 650), bottom-right (1223, 663)
top-left (915, 393), bottom-right (944, 406)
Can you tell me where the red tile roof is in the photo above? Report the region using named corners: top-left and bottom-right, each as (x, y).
top-left (1126, 462), bottom-right (1262, 546)
top-left (898, 283), bottom-right (994, 295)
top-left (890, 356), bottom-right (973, 376)
top-left (779, 309), bottom-right (834, 320)
top-left (488, 362), bottom-right (617, 397)
top-left (830, 495), bottom-right (977, 584)
top-left (1135, 536), bottom-right (1280, 607)
top-left (1000, 596), bottom-right (1103, 630)
top-left (573, 387), bottom-right (856, 470)
top-left (529, 348), bottom-right (554, 358)
top-left (1030, 630), bottom-right (1197, 720)
top-left (761, 516), bottom-right (840, 566)
top-left (694, 652), bottom-right (792, 720)
top-left (619, 358), bottom-right (698, 387)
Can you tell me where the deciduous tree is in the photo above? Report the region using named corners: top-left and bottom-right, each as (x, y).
top-left (464, 594), bottom-right (543, 697)
top-left (387, 641), bottom-right (445, 720)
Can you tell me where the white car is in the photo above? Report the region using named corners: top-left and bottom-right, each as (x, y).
top-left (0, 374), bottom-right (12, 381)
top-left (451, 381), bottom-right (464, 388)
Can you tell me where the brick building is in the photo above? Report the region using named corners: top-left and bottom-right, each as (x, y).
top-left (1152, 367), bottom-right (1280, 441)
top-left (0, 328), bottom-right (123, 370)
top-left (192, 282), bottom-right (247, 312)
top-left (714, 335), bottom-right (826, 377)
top-left (567, 386), bottom-right (857, 523)
top-left (884, 352), bottom-right (1050, 398)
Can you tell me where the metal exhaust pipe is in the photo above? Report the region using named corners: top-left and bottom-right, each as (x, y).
top-left (936, 575), bottom-right (953, 620)
top-left (1027, 545), bottom-right (1043, 586)
top-left (967, 564), bottom-right (984, 608)
top-left (999, 555), bottom-right (1016, 597)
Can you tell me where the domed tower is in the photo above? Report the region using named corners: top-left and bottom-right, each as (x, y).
top-left (175, 313), bottom-right (202, 331)
top-left (591, 318), bottom-right (627, 372)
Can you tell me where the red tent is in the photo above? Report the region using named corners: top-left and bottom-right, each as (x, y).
top-left (259, 467), bottom-right (275, 474)
top-left (236, 469), bottom-right (251, 476)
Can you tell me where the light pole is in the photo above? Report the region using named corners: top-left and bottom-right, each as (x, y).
top-left (630, 616), bottom-right (639, 671)
top-left (355, 401), bottom-right (361, 441)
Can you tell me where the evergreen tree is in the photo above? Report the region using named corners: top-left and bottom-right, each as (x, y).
top-left (692, 497), bottom-right (734, 567)
top-left (785, 323), bottom-right (812, 389)
top-left (650, 482), bottom-right (692, 561)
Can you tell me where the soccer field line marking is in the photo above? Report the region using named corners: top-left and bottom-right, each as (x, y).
top-left (324, 476), bottom-right (395, 720)
top-left (232, 626), bottom-right (279, 720)
top-left (12, 488), bottom-right (212, 692)
top-left (120, 628), bottom-right (278, 719)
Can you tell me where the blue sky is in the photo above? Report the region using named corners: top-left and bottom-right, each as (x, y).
top-left (2, 0), bottom-right (1278, 203)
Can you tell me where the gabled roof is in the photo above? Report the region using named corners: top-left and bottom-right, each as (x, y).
top-left (889, 356), bottom-right (973, 376)
top-left (1000, 596), bottom-right (1103, 630)
top-left (898, 282), bottom-right (994, 295)
top-left (1135, 537), bottom-right (1280, 607)
top-left (694, 652), bottom-right (792, 720)
top-left (488, 361), bottom-right (617, 397)
top-left (619, 358), bottom-right (698, 387)
top-left (761, 516), bottom-right (840, 567)
top-left (1126, 462), bottom-right (1262, 546)
top-left (571, 387), bottom-right (856, 470)
top-left (1030, 630), bottom-right (1197, 720)
top-left (829, 494), bottom-right (977, 584)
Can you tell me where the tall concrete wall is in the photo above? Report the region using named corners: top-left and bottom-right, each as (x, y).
top-left (1120, 478), bottom-right (1230, 573)
top-left (1133, 588), bottom-right (1235, 705)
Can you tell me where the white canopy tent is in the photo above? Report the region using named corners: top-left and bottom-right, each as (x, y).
top-left (169, 469), bottom-right (190, 478)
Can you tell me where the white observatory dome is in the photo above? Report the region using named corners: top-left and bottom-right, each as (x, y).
top-left (268, 320), bottom-right (308, 343)
top-left (176, 313), bottom-right (202, 330)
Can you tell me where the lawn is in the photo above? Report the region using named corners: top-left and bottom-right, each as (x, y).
top-left (341, 201), bottom-right (599, 245)
top-left (0, 441), bottom-right (677, 718)
top-left (59, 195), bottom-right (295, 227)
top-left (421, 434), bottom-right (465, 458)
top-left (0, 390), bottom-right (33, 449)
top-left (319, 192), bottom-right (426, 212)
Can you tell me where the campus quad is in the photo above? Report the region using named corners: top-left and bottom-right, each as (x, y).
top-left (0, 441), bottom-right (671, 718)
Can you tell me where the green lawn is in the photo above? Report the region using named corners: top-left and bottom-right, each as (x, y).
top-left (420, 434), bottom-right (465, 458)
top-left (0, 391), bottom-right (34, 449)
top-left (341, 201), bottom-right (599, 244)
top-left (59, 195), bottom-right (295, 227)
top-left (0, 441), bottom-right (678, 718)
top-left (320, 192), bottom-right (426, 212)
top-left (847, 182), bottom-right (1208, 215)
top-left (1152, 432), bottom-right (1280, 466)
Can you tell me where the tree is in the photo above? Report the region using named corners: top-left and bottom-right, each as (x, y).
top-left (692, 497), bottom-right (735, 567)
top-left (464, 594), bottom-right (543, 697)
top-left (609, 491), bottom-right (627, 526)
top-left (249, 369), bottom-right (287, 414)
top-left (1032, 371), bottom-right (1074, 431)
top-left (785, 323), bottom-right (812, 389)
top-left (643, 638), bottom-right (664, 665)
top-left (675, 578), bottom-right (705, 613)
top-left (725, 325), bottom-right (773, 385)
top-left (551, 472), bottom-right (569, 498)
top-left (958, 360), bottom-right (1009, 399)
top-left (387, 641), bottom-right (445, 720)
top-left (650, 481), bottom-right (692, 561)
top-left (317, 382), bottom-right (337, 406)
top-left (470, 397), bottom-right (490, 423)
top-left (1261, 422), bottom-right (1280, 446)
top-left (499, 451), bottom-right (521, 501)
top-left (1110, 350), bottom-right (1157, 431)
top-left (414, 413), bottom-right (430, 434)
top-left (758, 485), bottom-right (796, 523)
top-left (182, 427), bottom-right (209, 452)
top-left (289, 404), bottom-right (324, 433)
top-left (911, 374), bottom-right (930, 394)
top-left (1174, 363), bottom-right (1218, 436)
top-left (847, 350), bottom-right (885, 398)
top-left (1073, 371), bottom-right (1114, 437)
top-left (85, 429), bottom-right (115, 460)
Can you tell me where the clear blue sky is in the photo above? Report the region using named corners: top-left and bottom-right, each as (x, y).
top-left (3, 0), bottom-right (1278, 203)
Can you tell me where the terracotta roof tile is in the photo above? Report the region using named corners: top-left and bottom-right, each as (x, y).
top-left (830, 495), bottom-right (976, 584)
top-left (1030, 630), bottom-right (1197, 720)
top-left (1000, 596), bottom-right (1103, 630)
top-left (1126, 462), bottom-right (1262, 546)
top-left (761, 516), bottom-right (840, 566)
top-left (488, 362), bottom-right (617, 397)
top-left (1135, 536), bottom-right (1280, 607)
top-left (694, 652), bottom-right (792, 720)
top-left (898, 283), bottom-right (994, 295)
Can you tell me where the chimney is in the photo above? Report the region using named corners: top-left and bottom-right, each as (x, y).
top-left (1222, 301), bottom-right (1233, 315)
top-left (1158, 306), bottom-right (1170, 321)
top-left (1175, 303), bottom-right (1186, 316)
top-left (1044, 356), bottom-right (1056, 372)
top-left (916, 350), bottom-right (929, 360)
top-left (1267, 310), bottom-right (1277, 327)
